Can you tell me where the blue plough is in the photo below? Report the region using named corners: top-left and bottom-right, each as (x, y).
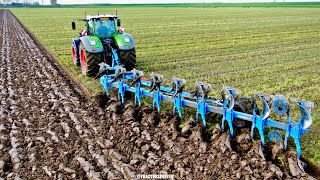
top-left (95, 49), bottom-right (314, 159)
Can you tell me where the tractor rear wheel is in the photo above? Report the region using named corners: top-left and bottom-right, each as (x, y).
top-left (79, 42), bottom-right (103, 77)
top-left (118, 48), bottom-right (136, 70)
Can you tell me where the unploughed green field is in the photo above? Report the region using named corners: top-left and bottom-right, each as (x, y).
top-left (10, 5), bottom-right (320, 166)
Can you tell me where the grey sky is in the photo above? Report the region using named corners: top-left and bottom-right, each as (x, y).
top-left (47, 0), bottom-right (319, 5)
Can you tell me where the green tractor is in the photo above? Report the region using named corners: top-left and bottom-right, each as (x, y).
top-left (71, 13), bottom-right (136, 76)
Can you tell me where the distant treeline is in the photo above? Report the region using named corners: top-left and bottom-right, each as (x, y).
top-left (1, 2), bottom-right (320, 8)
top-left (1, 3), bottom-right (40, 7)
top-left (0, 0), bottom-right (57, 6)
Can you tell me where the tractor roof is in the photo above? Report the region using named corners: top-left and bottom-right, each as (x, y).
top-left (86, 14), bottom-right (118, 20)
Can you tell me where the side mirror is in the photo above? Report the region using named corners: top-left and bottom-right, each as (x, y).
top-left (117, 19), bottom-right (121, 27)
top-left (72, 21), bottom-right (76, 30)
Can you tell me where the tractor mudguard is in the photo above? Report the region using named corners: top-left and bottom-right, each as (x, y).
top-left (113, 33), bottom-right (135, 50)
top-left (72, 38), bottom-right (80, 56)
top-left (79, 36), bottom-right (104, 53)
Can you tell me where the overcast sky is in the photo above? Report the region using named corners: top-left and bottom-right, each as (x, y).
top-left (46, 0), bottom-right (319, 5)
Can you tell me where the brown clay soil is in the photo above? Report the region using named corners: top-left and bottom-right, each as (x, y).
top-left (0, 9), bottom-right (317, 179)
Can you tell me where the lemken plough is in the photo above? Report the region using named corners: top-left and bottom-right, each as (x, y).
top-left (96, 61), bottom-right (314, 159)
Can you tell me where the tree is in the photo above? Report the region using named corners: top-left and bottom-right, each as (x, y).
top-left (3, 0), bottom-right (11, 4)
top-left (50, 0), bottom-right (56, 5)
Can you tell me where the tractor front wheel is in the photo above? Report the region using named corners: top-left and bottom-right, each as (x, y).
top-left (118, 48), bottom-right (136, 71)
top-left (79, 42), bottom-right (103, 77)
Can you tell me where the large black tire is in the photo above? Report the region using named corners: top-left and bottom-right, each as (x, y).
top-left (118, 48), bottom-right (136, 70)
top-left (79, 42), bottom-right (103, 77)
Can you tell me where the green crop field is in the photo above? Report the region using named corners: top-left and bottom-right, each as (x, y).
top-left (10, 4), bottom-right (320, 166)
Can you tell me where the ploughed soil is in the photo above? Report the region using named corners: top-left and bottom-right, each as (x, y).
top-left (0, 9), bottom-right (317, 179)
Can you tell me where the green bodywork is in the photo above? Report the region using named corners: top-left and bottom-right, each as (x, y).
top-left (113, 33), bottom-right (135, 50)
top-left (79, 35), bottom-right (104, 53)
top-left (87, 36), bottom-right (104, 49)
top-left (80, 16), bottom-right (135, 52)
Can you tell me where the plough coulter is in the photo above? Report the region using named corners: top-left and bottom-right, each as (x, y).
top-left (71, 13), bottom-right (314, 159)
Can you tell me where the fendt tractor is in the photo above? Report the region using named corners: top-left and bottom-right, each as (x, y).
top-left (71, 12), bottom-right (136, 76)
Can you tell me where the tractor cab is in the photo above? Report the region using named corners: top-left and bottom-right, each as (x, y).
top-left (86, 15), bottom-right (120, 38)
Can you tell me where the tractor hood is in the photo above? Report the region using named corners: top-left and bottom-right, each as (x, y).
top-left (113, 33), bottom-right (135, 50)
